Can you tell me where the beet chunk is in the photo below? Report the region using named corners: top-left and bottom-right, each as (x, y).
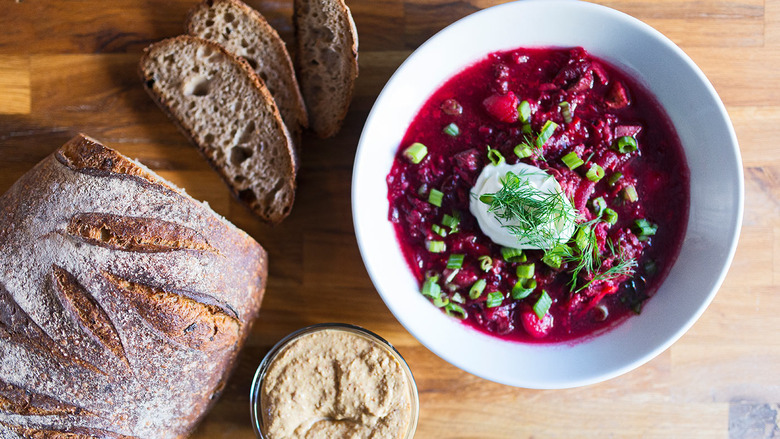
top-left (520, 308), bottom-right (554, 338)
top-left (483, 91), bottom-right (519, 123)
top-left (606, 81), bottom-right (631, 108)
top-left (478, 304), bottom-right (516, 335)
top-left (452, 148), bottom-right (481, 172)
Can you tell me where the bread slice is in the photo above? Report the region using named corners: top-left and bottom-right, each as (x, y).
top-left (294, 0), bottom-right (359, 138)
top-left (186, 0), bottom-right (309, 145)
top-left (139, 35), bottom-right (296, 224)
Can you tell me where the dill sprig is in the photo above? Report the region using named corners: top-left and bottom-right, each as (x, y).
top-left (568, 219), bottom-right (601, 287)
top-left (479, 169), bottom-right (637, 294)
top-left (540, 219), bottom-right (598, 291)
top-left (572, 236), bottom-right (638, 293)
top-left (592, 257), bottom-right (637, 285)
top-left (479, 170), bottom-right (578, 249)
top-left (525, 219), bottom-right (637, 293)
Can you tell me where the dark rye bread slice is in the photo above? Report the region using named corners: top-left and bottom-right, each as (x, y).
top-left (139, 35), bottom-right (297, 224)
top-left (0, 134), bottom-right (266, 438)
top-left (186, 0), bottom-right (309, 146)
top-left (294, 0), bottom-right (359, 138)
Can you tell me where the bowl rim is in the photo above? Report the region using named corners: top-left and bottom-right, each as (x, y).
top-left (352, 0), bottom-right (743, 388)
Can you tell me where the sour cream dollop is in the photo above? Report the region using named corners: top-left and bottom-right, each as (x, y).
top-left (469, 162), bottom-right (576, 249)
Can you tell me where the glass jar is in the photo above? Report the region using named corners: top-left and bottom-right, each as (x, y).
top-left (250, 323), bottom-right (419, 439)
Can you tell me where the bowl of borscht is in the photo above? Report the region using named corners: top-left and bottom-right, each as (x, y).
top-left (352, 0), bottom-right (743, 388)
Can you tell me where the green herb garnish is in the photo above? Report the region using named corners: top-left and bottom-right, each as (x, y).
top-left (486, 291), bottom-right (504, 308)
top-left (428, 188), bottom-right (444, 207)
top-left (559, 101), bottom-right (573, 124)
top-left (446, 254), bottom-right (465, 270)
top-left (477, 255), bottom-right (492, 272)
top-left (486, 145), bottom-right (505, 166)
top-left (421, 274), bottom-right (441, 298)
top-left (469, 279), bottom-right (487, 299)
top-left (518, 100), bottom-right (532, 123)
top-left (403, 142), bottom-right (428, 163)
top-left (443, 122), bottom-right (460, 137)
top-left (479, 170), bottom-right (577, 250)
top-left (536, 121), bottom-right (558, 148)
top-left (533, 290), bottom-right (553, 319)
top-left (574, 238), bottom-right (638, 293)
top-left (445, 302), bottom-right (468, 319)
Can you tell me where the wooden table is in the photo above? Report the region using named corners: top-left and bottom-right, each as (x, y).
top-left (1, 0), bottom-right (777, 437)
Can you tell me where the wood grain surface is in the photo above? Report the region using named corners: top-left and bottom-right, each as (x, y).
top-left (0, 0), bottom-right (778, 438)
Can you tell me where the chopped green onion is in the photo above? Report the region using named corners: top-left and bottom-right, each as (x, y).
top-left (613, 136), bottom-right (638, 154)
top-left (518, 100), bottom-right (532, 123)
top-left (561, 151), bottom-right (584, 170)
top-left (608, 172), bottom-right (623, 186)
top-left (487, 146), bottom-right (505, 166)
top-left (559, 101), bottom-right (572, 124)
top-left (533, 290), bottom-right (552, 319)
top-left (522, 123), bottom-right (533, 134)
top-left (486, 291), bottom-right (504, 308)
top-left (515, 263), bottom-right (535, 279)
top-left (451, 292), bottom-right (465, 304)
top-left (431, 224), bottom-right (447, 237)
top-left (574, 226), bottom-right (592, 252)
top-left (514, 143), bottom-right (533, 159)
top-left (478, 255), bottom-right (493, 272)
top-left (501, 171), bottom-right (520, 187)
top-left (501, 247), bottom-right (525, 263)
top-left (444, 268), bottom-right (459, 284)
top-left (537, 120), bottom-right (558, 147)
top-left (634, 219), bottom-right (658, 241)
top-left (623, 185), bottom-right (638, 202)
top-left (443, 122), bottom-right (460, 137)
top-left (603, 208), bottom-right (618, 225)
top-left (444, 302), bottom-right (468, 319)
top-left (446, 254), bottom-right (465, 270)
top-left (426, 240), bottom-right (446, 253)
top-left (421, 275), bottom-right (441, 298)
top-left (428, 189), bottom-right (444, 207)
top-left (432, 293), bottom-right (449, 308)
top-left (592, 197), bottom-right (607, 216)
top-left (542, 252), bottom-right (562, 269)
top-left (523, 278), bottom-right (537, 290)
top-left (469, 279), bottom-right (487, 299)
top-left (403, 142), bottom-right (428, 164)
top-left (442, 212), bottom-right (460, 231)
top-left (511, 281), bottom-right (534, 300)
top-left (586, 163), bottom-right (605, 182)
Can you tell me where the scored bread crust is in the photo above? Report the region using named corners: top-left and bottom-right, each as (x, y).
top-left (0, 134), bottom-right (267, 438)
top-left (139, 35), bottom-right (297, 224)
top-left (294, 0), bottom-right (359, 138)
top-left (186, 0), bottom-right (309, 146)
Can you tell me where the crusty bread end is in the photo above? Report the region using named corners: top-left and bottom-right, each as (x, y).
top-left (294, 0), bottom-right (359, 138)
top-left (0, 133), bottom-right (267, 437)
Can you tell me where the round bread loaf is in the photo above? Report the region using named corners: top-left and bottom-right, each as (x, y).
top-left (0, 134), bottom-right (267, 438)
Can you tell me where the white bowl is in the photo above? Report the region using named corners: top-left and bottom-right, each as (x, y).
top-left (352, 0), bottom-right (743, 389)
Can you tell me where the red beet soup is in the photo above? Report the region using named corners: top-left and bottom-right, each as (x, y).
top-left (386, 47), bottom-right (689, 343)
